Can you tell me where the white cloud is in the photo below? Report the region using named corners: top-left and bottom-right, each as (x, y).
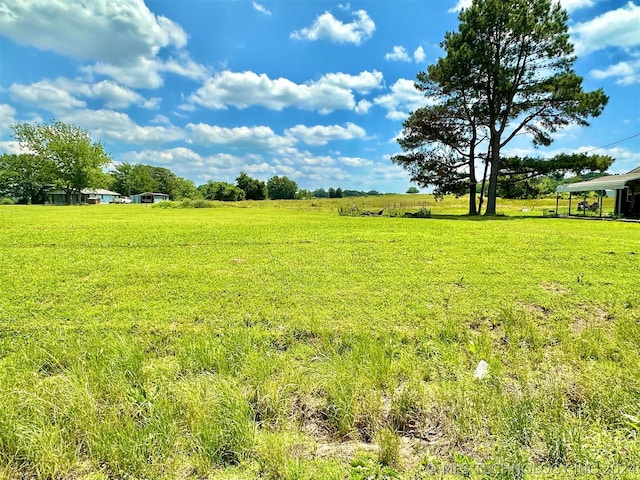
top-left (355, 99), bottom-right (373, 115)
top-left (559, 0), bottom-right (595, 11)
top-left (85, 54), bottom-right (208, 89)
top-left (60, 109), bottom-right (184, 144)
top-left (8, 78), bottom-right (160, 112)
top-left (575, 146), bottom-right (640, 173)
top-left (186, 123), bottom-right (293, 149)
top-left (0, 0), bottom-right (207, 89)
top-left (385, 46), bottom-right (411, 62)
top-left (571, 2), bottom-right (640, 55)
top-left (337, 155), bottom-right (373, 167)
top-left (188, 70), bottom-right (382, 113)
top-left (591, 56), bottom-right (640, 85)
top-left (290, 9), bottom-right (375, 45)
top-left (317, 70), bottom-right (383, 94)
top-left (0, 0), bottom-right (186, 65)
top-left (161, 54), bottom-right (210, 83)
top-left (0, 104), bottom-right (17, 137)
top-left (0, 141), bottom-right (23, 155)
top-left (122, 148), bottom-right (273, 182)
top-left (284, 123), bottom-right (366, 146)
top-left (85, 80), bottom-right (160, 109)
top-left (414, 46), bottom-right (426, 63)
top-left (150, 114), bottom-right (171, 125)
top-left (9, 80), bottom-right (86, 113)
top-left (252, 2), bottom-right (271, 15)
top-left (448, 0), bottom-right (471, 12)
top-left (373, 78), bottom-right (428, 120)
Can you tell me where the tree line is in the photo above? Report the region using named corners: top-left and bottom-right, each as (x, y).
top-left (1, 120), bottom-right (388, 204)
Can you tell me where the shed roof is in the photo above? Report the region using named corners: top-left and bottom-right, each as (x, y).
top-left (556, 167), bottom-right (640, 193)
top-left (82, 188), bottom-right (121, 195)
top-left (49, 188), bottom-right (121, 195)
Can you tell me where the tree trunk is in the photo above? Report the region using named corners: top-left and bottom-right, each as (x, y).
top-left (468, 182), bottom-right (478, 215)
top-left (478, 158), bottom-right (489, 214)
top-left (484, 135), bottom-right (501, 216)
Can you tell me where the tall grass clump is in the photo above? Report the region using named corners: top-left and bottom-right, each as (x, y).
top-left (177, 375), bottom-right (255, 468)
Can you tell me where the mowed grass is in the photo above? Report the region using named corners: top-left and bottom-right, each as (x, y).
top-left (0, 197), bottom-right (638, 479)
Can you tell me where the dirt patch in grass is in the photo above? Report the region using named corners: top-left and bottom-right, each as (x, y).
top-left (541, 282), bottom-right (569, 295)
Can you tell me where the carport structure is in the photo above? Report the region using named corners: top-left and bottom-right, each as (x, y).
top-left (554, 166), bottom-right (640, 218)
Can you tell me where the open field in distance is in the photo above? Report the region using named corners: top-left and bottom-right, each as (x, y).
top-left (0, 196), bottom-right (638, 479)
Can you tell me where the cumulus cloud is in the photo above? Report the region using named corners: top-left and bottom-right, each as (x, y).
top-left (385, 45), bottom-right (426, 63)
top-left (385, 46), bottom-right (411, 62)
top-left (355, 99), bottom-right (373, 115)
top-left (0, 0), bottom-right (186, 65)
top-left (591, 56), bottom-right (640, 85)
top-left (0, 141), bottom-right (23, 155)
top-left (252, 2), bottom-right (271, 15)
top-left (284, 123), bottom-right (366, 146)
top-left (60, 109), bottom-right (183, 144)
top-left (187, 123), bottom-right (293, 149)
top-left (290, 9), bottom-right (375, 45)
top-left (0, 104), bottom-right (18, 138)
top-left (85, 54), bottom-right (208, 89)
top-left (373, 78), bottom-right (428, 120)
top-left (8, 78), bottom-right (160, 112)
top-left (318, 70), bottom-right (383, 94)
top-left (9, 80), bottom-right (87, 113)
top-left (571, 2), bottom-right (640, 55)
top-left (0, 0), bottom-right (206, 89)
top-left (188, 70), bottom-right (382, 113)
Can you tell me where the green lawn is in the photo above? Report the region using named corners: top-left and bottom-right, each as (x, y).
top-left (0, 198), bottom-right (638, 479)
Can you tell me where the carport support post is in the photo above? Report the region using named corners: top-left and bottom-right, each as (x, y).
top-left (555, 193), bottom-right (559, 215)
top-left (568, 192), bottom-right (572, 215)
top-left (599, 190), bottom-right (603, 217)
top-left (616, 189), bottom-right (622, 216)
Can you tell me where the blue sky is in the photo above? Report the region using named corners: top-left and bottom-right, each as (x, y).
top-left (1, 0), bottom-right (639, 193)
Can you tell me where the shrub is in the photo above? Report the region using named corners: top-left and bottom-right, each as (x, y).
top-left (0, 197), bottom-right (14, 205)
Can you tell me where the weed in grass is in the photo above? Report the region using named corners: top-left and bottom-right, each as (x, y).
top-left (350, 452), bottom-right (401, 479)
top-left (375, 428), bottom-right (401, 469)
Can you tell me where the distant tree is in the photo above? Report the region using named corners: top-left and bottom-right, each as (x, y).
top-left (267, 176), bottom-right (298, 200)
top-left (367, 190), bottom-right (380, 196)
top-left (110, 163), bottom-right (195, 199)
top-left (199, 181), bottom-right (245, 201)
top-left (312, 188), bottom-right (328, 198)
top-left (496, 153), bottom-right (613, 199)
top-left (171, 176), bottom-right (197, 200)
top-left (296, 189), bottom-right (312, 199)
top-left (11, 120), bottom-right (111, 204)
top-left (0, 153), bottom-right (54, 204)
top-left (406, 186), bottom-right (419, 194)
top-left (236, 171), bottom-right (267, 200)
top-left (111, 163), bottom-right (158, 196)
top-left (328, 187), bottom-right (336, 198)
top-left (335, 187), bottom-right (343, 198)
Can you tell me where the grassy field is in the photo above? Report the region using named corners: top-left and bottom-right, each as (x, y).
top-left (0, 196), bottom-right (638, 479)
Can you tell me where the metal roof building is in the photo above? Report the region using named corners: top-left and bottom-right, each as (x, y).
top-left (554, 166), bottom-right (640, 217)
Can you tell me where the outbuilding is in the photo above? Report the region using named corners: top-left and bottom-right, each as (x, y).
top-left (130, 192), bottom-right (170, 204)
top-left (47, 188), bottom-right (123, 205)
top-left (554, 166), bottom-right (640, 217)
